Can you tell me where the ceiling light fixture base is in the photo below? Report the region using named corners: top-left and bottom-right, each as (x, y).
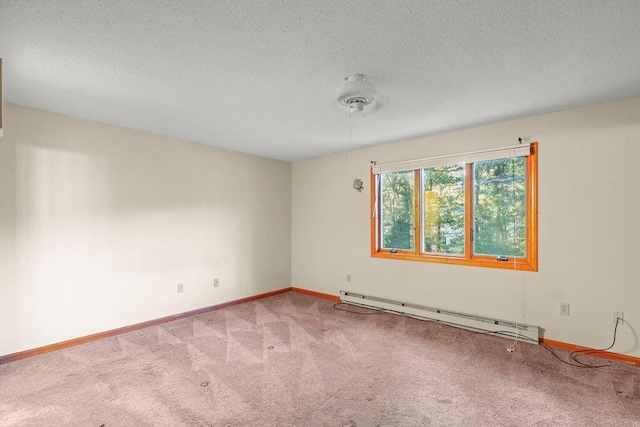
top-left (336, 74), bottom-right (379, 115)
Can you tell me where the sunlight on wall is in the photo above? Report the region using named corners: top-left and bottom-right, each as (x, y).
top-left (0, 105), bottom-right (291, 356)
top-left (15, 146), bottom-right (109, 345)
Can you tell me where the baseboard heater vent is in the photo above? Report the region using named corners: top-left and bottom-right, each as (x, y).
top-left (340, 291), bottom-right (539, 344)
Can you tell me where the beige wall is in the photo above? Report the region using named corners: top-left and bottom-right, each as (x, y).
top-left (292, 96), bottom-right (640, 358)
top-left (0, 105), bottom-right (291, 357)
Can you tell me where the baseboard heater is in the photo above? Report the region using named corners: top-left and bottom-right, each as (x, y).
top-left (340, 290), bottom-right (539, 344)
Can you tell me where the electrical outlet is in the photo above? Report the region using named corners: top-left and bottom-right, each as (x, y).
top-left (346, 274), bottom-right (351, 282)
top-left (177, 283), bottom-right (184, 293)
top-left (560, 303), bottom-right (570, 316)
top-left (613, 311), bottom-right (624, 325)
top-left (213, 278), bottom-right (219, 288)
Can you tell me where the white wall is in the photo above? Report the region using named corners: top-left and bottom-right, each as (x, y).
top-left (292, 96), bottom-right (640, 358)
top-left (0, 104), bottom-right (291, 357)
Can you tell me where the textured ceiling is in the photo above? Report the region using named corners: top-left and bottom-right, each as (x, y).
top-left (1, 1), bottom-right (639, 162)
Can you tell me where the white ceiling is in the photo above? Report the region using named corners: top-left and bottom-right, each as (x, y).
top-left (1, 1), bottom-right (639, 162)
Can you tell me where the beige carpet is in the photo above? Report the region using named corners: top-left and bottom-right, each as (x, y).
top-left (0, 292), bottom-right (638, 426)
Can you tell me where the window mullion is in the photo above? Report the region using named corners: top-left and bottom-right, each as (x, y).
top-left (464, 163), bottom-right (473, 260)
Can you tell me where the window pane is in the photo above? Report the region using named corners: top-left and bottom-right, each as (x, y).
top-left (422, 165), bottom-right (465, 255)
top-left (474, 157), bottom-right (526, 257)
top-left (381, 171), bottom-right (414, 250)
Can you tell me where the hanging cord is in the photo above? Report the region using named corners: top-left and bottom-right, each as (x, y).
top-left (348, 103), bottom-right (365, 179)
top-left (507, 154), bottom-right (521, 353)
top-left (349, 106), bottom-right (353, 179)
top-left (346, 104), bottom-right (361, 291)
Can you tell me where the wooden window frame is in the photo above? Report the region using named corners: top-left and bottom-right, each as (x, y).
top-left (371, 143), bottom-right (538, 271)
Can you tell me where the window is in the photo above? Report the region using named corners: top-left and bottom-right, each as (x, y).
top-left (371, 143), bottom-right (537, 271)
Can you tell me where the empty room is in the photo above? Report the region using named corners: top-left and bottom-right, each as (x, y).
top-left (1, 1), bottom-right (639, 426)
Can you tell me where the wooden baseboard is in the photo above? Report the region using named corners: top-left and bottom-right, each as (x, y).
top-left (540, 338), bottom-right (640, 366)
top-left (291, 287), bottom-right (341, 302)
top-left (0, 287), bottom-right (291, 365)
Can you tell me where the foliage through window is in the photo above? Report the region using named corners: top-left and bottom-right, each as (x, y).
top-left (381, 171), bottom-right (415, 251)
top-left (473, 157), bottom-right (526, 257)
top-left (372, 143), bottom-right (537, 271)
top-left (422, 165), bottom-right (465, 255)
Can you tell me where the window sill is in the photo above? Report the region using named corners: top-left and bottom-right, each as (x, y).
top-left (371, 251), bottom-right (537, 271)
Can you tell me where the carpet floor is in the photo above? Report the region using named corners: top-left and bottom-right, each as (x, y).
top-left (0, 292), bottom-right (639, 426)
